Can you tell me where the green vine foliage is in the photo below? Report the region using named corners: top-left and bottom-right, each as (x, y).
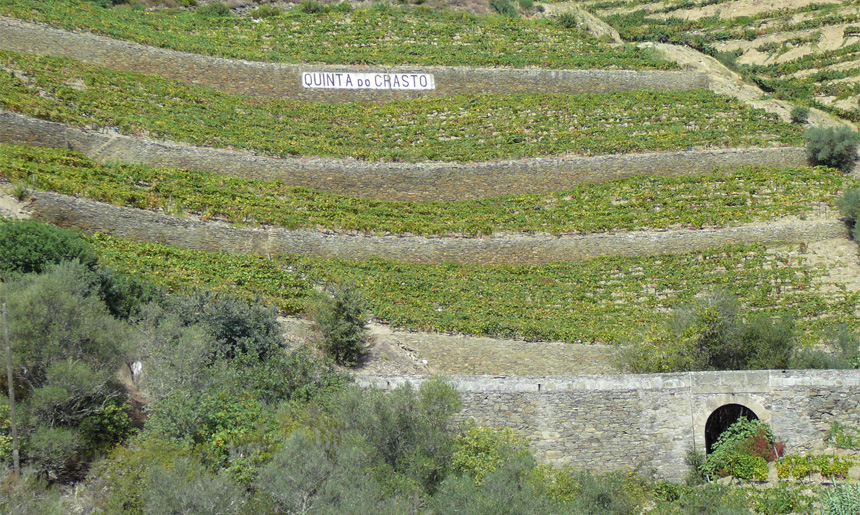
top-left (701, 418), bottom-right (776, 481)
top-left (0, 143), bottom-right (848, 237)
top-left (0, 49), bottom-right (801, 163)
top-left (826, 421), bottom-right (860, 450)
top-left (89, 234), bottom-right (858, 345)
top-left (0, 0), bottom-right (674, 69)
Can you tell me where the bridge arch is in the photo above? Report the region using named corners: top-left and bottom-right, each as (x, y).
top-left (705, 403), bottom-right (758, 454)
top-left (693, 394), bottom-right (771, 456)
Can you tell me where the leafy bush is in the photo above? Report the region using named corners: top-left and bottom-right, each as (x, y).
top-left (163, 290), bottom-right (283, 361)
top-left (196, 1), bottom-right (231, 16)
top-left (748, 483), bottom-right (813, 515)
top-left (558, 12), bottom-right (578, 29)
top-left (87, 438), bottom-right (191, 514)
top-left (826, 421), bottom-right (860, 450)
top-left (490, 0), bottom-right (519, 18)
top-left (452, 425), bottom-right (527, 485)
top-left (308, 283), bottom-right (369, 366)
top-left (298, 0), bottom-right (325, 13)
top-left (26, 426), bottom-right (86, 483)
top-left (431, 454), bottom-right (551, 515)
top-left (517, 0), bottom-right (533, 9)
top-left (248, 4), bottom-right (279, 17)
top-left (0, 219), bottom-right (97, 275)
top-left (790, 106), bottom-right (810, 124)
top-left (1, 262), bottom-right (136, 480)
top-left (0, 470), bottom-right (67, 515)
top-left (141, 456), bottom-right (247, 515)
top-left (254, 430), bottom-right (334, 514)
top-left (567, 471), bottom-right (639, 515)
top-left (331, 378), bottom-right (461, 494)
top-left (702, 418), bottom-right (778, 481)
top-left (805, 126), bottom-right (860, 172)
top-left (621, 290), bottom-right (798, 372)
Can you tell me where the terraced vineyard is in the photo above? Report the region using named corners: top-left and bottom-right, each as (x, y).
top-left (0, 0), bottom-right (858, 371)
top-left (1, 143), bottom-right (847, 235)
top-left (0, 50), bottom-right (800, 161)
top-left (584, 0), bottom-right (860, 121)
top-left (0, 0), bottom-right (674, 69)
top-left (92, 235), bottom-right (857, 346)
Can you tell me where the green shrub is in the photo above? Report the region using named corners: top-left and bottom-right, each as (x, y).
top-left (308, 283), bottom-right (369, 366)
top-left (452, 425), bottom-right (526, 485)
top-left (431, 454), bottom-right (551, 515)
top-left (141, 456), bottom-right (247, 515)
top-left (248, 4), bottom-right (280, 17)
top-left (702, 417), bottom-right (777, 480)
top-left (0, 220), bottom-right (97, 275)
top-left (568, 471), bottom-right (638, 515)
top-left (805, 126), bottom-right (860, 172)
top-left (87, 438), bottom-right (190, 514)
top-left (749, 483), bottom-right (813, 515)
top-left (837, 187), bottom-right (860, 239)
top-left (621, 289), bottom-right (797, 372)
top-left (490, 0), bottom-right (519, 18)
top-left (331, 378), bottom-right (461, 494)
top-left (163, 289), bottom-right (283, 361)
top-left (254, 430), bottom-right (333, 514)
top-left (790, 106), bottom-right (810, 124)
top-left (558, 12), bottom-right (578, 29)
top-left (517, 0), bottom-right (533, 9)
top-left (0, 470), bottom-right (67, 515)
top-left (826, 421), bottom-right (860, 450)
top-left (26, 426), bottom-right (86, 483)
top-left (196, 1), bottom-right (231, 16)
top-left (685, 446), bottom-right (707, 485)
top-left (298, 0), bottom-right (325, 13)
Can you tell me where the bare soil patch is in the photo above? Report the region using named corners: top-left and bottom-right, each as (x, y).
top-left (280, 316), bottom-right (618, 377)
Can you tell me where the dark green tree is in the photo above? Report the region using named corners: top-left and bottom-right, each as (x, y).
top-left (308, 284), bottom-right (369, 366)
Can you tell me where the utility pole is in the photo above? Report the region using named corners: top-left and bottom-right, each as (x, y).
top-left (2, 303), bottom-right (19, 476)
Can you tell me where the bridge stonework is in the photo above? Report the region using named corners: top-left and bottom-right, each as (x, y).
top-left (357, 370), bottom-right (860, 481)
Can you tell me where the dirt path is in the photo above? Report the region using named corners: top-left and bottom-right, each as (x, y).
top-left (280, 316), bottom-right (619, 377)
top-left (0, 182), bottom-right (31, 219)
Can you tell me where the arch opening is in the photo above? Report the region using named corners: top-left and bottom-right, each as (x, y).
top-left (705, 404), bottom-right (758, 455)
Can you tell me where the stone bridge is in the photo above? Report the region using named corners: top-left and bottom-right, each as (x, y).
top-left (358, 370), bottom-right (860, 481)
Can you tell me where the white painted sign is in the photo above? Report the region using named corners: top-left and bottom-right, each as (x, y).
top-left (302, 71), bottom-right (435, 90)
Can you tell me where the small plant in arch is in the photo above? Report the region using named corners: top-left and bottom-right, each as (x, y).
top-left (702, 417), bottom-right (784, 481)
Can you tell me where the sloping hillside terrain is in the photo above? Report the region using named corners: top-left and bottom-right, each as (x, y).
top-left (3, 1), bottom-right (860, 512)
top-left (1, 0), bottom-right (859, 377)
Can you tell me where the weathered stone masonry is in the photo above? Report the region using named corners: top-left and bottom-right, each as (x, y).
top-left (0, 17), bottom-right (708, 102)
top-left (28, 191), bottom-right (846, 265)
top-left (358, 370), bottom-right (860, 481)
top-left (0, 111), bottom-right (809, 202)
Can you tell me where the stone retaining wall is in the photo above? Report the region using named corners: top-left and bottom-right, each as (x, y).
top-left (1, 111), bottom-right (810, 202)
top-left (30, 191), bottom-right (846, 265)
top-left (0, 17), bottom-right (708, 102)
top-left (357, 370), bottom-right (860, 480)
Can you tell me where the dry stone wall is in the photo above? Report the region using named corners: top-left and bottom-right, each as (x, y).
top-left (357, 370), bottom-right (860, 481)
top-left (29, 191), bottom-right (846, 265)
top-left (0, 17), bottom-right (708, 102)
top-left (1, 111), bottom-right (809, 202)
